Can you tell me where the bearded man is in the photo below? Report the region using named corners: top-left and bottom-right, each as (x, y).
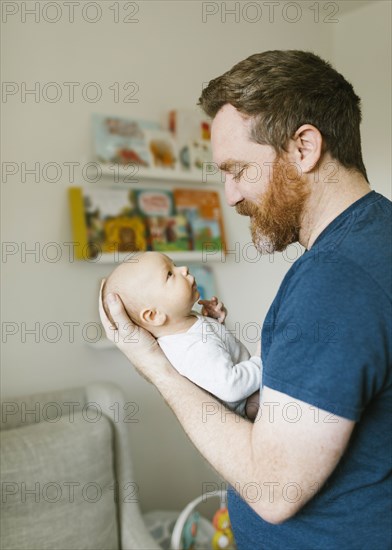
top-left (100, 51), bottom-right (391, 549)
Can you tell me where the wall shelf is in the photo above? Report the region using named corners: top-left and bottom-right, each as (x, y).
top-left (88, 250), bottom-right (224, 264)
top-left (97, 162), bottom-right (224, 185)
top-left (73, 162), bottom-right (226, 263)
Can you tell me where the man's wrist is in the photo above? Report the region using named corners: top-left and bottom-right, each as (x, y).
top-left (146, 355), bottom-right (178, 388)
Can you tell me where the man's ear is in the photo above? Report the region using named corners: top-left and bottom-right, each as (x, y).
top-left (289, 124), bottom-right (323, 173)
top-left (140, 308), bottom-right (167, 327)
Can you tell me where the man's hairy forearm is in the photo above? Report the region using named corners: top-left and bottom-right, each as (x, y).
top-left (153, 358), bottom-right (255, 486)
top-left (144, 357), bottom-right (347, 525)
top-left (145, 357), bottom-right (294, 523)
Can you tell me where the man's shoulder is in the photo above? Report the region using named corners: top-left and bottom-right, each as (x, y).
top-left (282, 248), bottom-right (391, 308)
top-left (283, 192), bottom-right (392, 303)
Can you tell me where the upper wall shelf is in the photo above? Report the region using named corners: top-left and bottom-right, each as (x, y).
top-left (97, 163), bottom-right (224, 185)
top-left (89, 250), bottom-right (224, 264)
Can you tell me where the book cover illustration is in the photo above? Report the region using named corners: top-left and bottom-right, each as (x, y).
top-left (92, 114), bottom-right (160, 167)
top-left (69, 187), bottom-right (147, 260)
top-left (188, 263), bottom-right (217, 302)
top-left (135, 189), bottom-right (190, 251)
top-left (146, 215), bottom-right (190, 252)
top-left (188, 139), bottom-right (215, 172)
top-left (173, 188), bottom-right (226, 253)
top-left (167, 109), bottom-right (213, 173)
top-left (144, 129), bottom-right (178, 170)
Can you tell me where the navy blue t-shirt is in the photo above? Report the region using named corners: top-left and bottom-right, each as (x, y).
top-left (228, 191), bottom-right (392, 549)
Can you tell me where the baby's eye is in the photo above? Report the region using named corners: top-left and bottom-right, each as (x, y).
top-left (167, 271), bottom-right (173, 279)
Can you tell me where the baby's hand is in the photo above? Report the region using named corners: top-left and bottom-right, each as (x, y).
top-left (198, 296), bottom-right (227, 324)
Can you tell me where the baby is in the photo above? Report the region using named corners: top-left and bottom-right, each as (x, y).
top-left (102, 251), bottom-right (262, 419)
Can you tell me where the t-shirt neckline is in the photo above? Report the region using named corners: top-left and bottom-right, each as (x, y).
top-left (310, 190), bottom-right (378, 249)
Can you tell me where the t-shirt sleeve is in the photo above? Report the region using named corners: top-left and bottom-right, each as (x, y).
top-left (262, 254), bottom-right (390, 421)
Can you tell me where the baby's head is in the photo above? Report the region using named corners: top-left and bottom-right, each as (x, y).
top-left (102, 252), bottom-right (199, 336)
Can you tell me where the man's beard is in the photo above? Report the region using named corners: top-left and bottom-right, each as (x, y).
top-left (236, 160), bottom-right (310, 254)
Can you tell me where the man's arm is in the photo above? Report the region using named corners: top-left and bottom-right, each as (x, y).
top-left (149, 367), bottom-right (353, 524)
top-left (102, 291), bottom-right (355, 524)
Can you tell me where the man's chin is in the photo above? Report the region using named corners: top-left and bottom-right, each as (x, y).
top-left (254, 240), bottom-right (276, 255)
top-left (252, 231), bottom-right (275, 255)
top-left (253, 232), bottom-right (300, 254)
top-left (236, 203), bottom-right (254, 218)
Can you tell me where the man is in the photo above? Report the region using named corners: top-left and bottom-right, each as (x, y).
top-left (100, 51), bottom-right (392, 548)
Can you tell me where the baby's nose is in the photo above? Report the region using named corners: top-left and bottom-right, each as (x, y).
top-left (180, 265), bottom-right (189, 276)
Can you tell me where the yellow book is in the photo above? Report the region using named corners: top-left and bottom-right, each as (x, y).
top-left (68, 187), bottom-right (147, 261)
top-left (68, 187), bottom-right (89, 260)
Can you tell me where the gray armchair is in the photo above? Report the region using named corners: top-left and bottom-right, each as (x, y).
top-left (0, 382), bottom-right (162, 550)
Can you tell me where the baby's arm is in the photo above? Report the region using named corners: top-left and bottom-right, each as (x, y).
top-left (179, 341), bottom-right (261, 404)
top-left (198, 296), bottom-right (227, 324)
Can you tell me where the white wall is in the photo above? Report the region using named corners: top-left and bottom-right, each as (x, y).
top-left (333, 0), bottom-right (391, 199)
top-left (1, 0), bottom-right (389, 512)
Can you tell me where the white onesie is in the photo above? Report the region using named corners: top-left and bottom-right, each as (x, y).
top-left (158, 314), bottom-right (262, 416)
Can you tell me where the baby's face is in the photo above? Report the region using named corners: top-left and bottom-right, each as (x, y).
top-left (120, 252), bottom-right (200, 322)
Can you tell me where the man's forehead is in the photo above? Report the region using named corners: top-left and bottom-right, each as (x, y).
top-left (211, 104), bottom-right (254, 165)
top-left (211, 104), bottom-right (251, 138)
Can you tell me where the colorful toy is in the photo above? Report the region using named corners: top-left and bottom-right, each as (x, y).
top-left (211, 508), bottom-right (235, 550)
top-left (181, 511), bottom-right (200, 550)
top-left (170, 490), bottom-right (236, 550)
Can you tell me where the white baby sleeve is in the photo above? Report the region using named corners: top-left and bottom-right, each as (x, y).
top-left (179, 340), bottom-right (262, 403)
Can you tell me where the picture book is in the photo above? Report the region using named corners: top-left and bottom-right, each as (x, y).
top-left (92, 114), bottom-right (160, 167)
top-left (135, 189), bottom-right (190, 251)
top-left (168, 108), bottom-right (211, 142)
top-left (173, 188), bottom-right (226, 253)
top-left (68, 187), bottom-right (147, 260)
top-left (135, 189), bottom-right (175, 217)
top-left (146, 215), bottom-right (190, 252)
top-left (188, 263), bottom-right (217, 302)
top-left (167, 109), bottom-right (213, 173)
top-left (188, 139), bottom-right (215, 173)
top-left (144, 129), bottom-right (178, 170)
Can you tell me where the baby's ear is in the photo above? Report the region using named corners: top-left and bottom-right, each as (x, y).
top-left (102, 295), bottom-right (116, 326)
top-left (140, 308), bottom-right (167, 327)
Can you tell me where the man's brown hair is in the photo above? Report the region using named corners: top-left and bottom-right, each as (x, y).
top-left (199, 50), bottom-right (368, 181)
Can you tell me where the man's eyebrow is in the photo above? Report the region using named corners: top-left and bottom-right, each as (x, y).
top-left (218, 159), bottom-right (248, 172)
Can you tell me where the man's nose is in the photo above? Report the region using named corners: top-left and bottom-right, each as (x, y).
top-left (225, 176), bottom-right (244, 206)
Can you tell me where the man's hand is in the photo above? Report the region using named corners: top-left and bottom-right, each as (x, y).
top-left (198, 296), bottom-right (227, 323)
top-left (98, 279), bottom-right (169, 382)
